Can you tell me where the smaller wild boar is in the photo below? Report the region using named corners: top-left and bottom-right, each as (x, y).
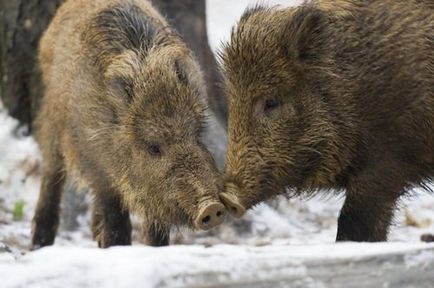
top-left (32, 0), bottom-right (226, 248)
top-left (220, 0), bottom-right (434, 242)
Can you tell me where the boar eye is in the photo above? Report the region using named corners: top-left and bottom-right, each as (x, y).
top-left (264, 98), bottom-right (280, 112)
top-left (110, 76), bottom-right (133, 103)
top-left (147, 144), bottom-right (162, 156)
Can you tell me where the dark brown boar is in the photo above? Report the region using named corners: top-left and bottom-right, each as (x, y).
top-left (31, 0), bottom-right (226, 248)
top-left (219, 0), bottom-right (434, 242)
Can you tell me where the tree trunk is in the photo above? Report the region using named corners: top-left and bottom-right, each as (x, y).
top-left (151, 0), bottom-right (228, 128)
top-left (0, 0), bottom-right (64, 130)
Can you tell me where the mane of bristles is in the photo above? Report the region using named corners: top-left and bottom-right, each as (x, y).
top-left (217, 4), bottom-right (268, 64)
top-left (218, 4), bottom-right (290, 82)
top-left (82, 2), bottom-right (176, 71)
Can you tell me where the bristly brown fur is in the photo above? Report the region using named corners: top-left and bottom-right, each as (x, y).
top-left (32, 0), bottom-right (223, 248)
top-left (220, 0), bottom-right (434, 242)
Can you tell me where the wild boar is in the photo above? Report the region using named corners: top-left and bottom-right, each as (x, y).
top-left (219, 0), bottom-right (434, 241)
top-left (32, 0), bottom-right (226, 248)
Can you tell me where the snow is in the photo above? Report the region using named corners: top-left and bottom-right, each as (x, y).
top-left (1, 0), bottom-right (434, 287)
top-left (1, 243), bottom-right (433, 288)
top-left (0, 103), bottom-right (41, 219)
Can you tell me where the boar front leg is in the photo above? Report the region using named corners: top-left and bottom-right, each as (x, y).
top-left (143, 221), bottom-right (169, 246)
top-left (336, 167), bottom-right (402, 242)
top-left (92, 189), bottom-right (132, 248)
top-left (32, 156), bottom-right (65, 249)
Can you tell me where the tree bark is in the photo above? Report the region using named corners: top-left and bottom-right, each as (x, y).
top-left (0, 0), bottom-right (64, 130)
top-left (151, 0), bottom-right (228, 128)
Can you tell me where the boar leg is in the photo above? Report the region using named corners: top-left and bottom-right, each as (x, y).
top-left (32, 157), bottom-right (65, 249)
top-left (92, 190), bottom-right (132, 248)
top-left (336, 169), bottom-right (402, 242)
top-left (143, 221), bottom-right (169, 246)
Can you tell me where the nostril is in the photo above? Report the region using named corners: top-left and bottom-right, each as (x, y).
top-left (202, 215), bottom-right (211, 225)
top-left (230, 206), bottom-right (238, 213)
top-left (195, 202), bottom-right (226, 230)
top-left (219, 192), bottom-right (246, 219)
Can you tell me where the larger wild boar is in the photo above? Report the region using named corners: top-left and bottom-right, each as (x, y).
top-left (220, 0), bottom-right (434, 241)
top-left (32, 0), bottom-right (226, 248)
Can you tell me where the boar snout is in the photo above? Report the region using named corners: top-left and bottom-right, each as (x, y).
top-left (195, 201), bottom-right (226, 230)
top-left (220, 193), bottom-right (246, 218)
top-left (220, 182), bottom-right (246, 218)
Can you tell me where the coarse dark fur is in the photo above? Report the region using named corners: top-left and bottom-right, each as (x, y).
top-left (220, 0), bottom-right (434, 241)
top-left (32, 0), bottom-right (225, 248)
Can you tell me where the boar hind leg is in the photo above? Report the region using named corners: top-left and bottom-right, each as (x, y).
top-left (32, 155), bottom-right (65, 249)
top-left (143, 222), bottom-right (169, 246)
top-left (337, 169), bottom-right (402, 242)
top-left (92, 191), bottom-right (132, 248)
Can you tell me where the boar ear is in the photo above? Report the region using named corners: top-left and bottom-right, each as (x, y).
top-left (104, 51), bottom-right (139, 103)
top-left (108, 75), bottom-right (134, 104)
top-left (283, 6), bottom-right (328, 62)
top-left (174, 59), bottom-right (190, 86)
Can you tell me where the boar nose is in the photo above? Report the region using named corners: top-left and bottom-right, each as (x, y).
top-left (219, 192), bottom-right (246, 218)
top-left (195, 202), bottom-right (226, 230)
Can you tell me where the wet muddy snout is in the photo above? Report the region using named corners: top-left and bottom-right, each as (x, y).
top-left (194, 201), bottom-right (226, 230)
top-left (219, 192), bottom-right (246, 219)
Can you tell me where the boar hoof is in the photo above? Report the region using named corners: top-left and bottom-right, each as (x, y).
top-left (31, 231), bottom-right (55, 250)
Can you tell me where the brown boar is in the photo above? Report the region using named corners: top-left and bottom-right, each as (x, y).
top-left (219, 0), bottom-right (434, 242)
top-left (32, 0), bottom-right (226, 248)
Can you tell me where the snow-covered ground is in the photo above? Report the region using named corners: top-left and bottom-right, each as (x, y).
top-left (1, 0), bottom-right (434, 287)
top-left (2, 242), bottom-right (434, 288)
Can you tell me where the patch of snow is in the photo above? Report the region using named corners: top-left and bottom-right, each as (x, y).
top-left (405, 249), bottom-right (434, 269)
top-left (1, 243), bottom-right (433, 288)
top-left (0, 102), bottom-right (41, 220)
